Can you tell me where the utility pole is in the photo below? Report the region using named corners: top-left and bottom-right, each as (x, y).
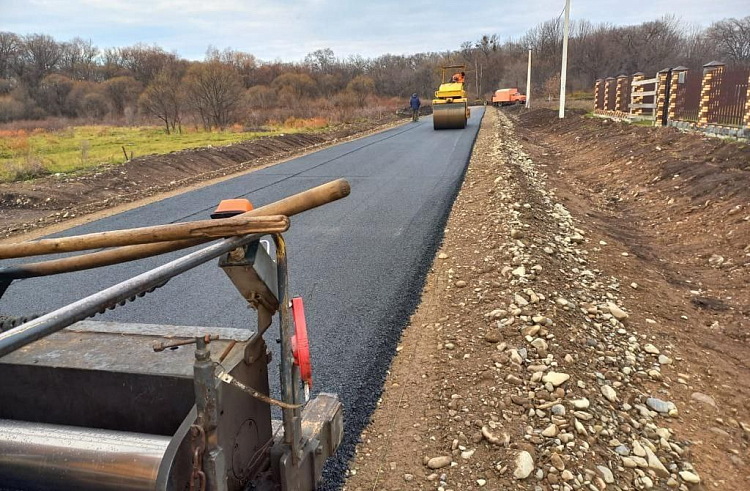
top-left (475, 59), bottom-right (479, 99)
top-left (526, 49), bottom-right (532, 109)
top-left (559, 0), bottom-right (571, 118)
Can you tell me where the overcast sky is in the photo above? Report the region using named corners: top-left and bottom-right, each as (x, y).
top-left (1, 0), bottom-right (748, 61)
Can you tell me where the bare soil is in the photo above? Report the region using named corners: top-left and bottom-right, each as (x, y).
top-left (0, 117), bottom-right (401, 239)
top-left (344, 108), bottom-right (748, 491)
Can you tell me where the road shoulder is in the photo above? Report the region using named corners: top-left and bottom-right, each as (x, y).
top-left (344, 108), bottom-right (747, 490)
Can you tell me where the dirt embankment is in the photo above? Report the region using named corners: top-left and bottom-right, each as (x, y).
top-left (0, 117), bottom-right (401, 239)
top-left (344, 108), bottom-right (748, 491)
top-left (514, 109), bottom-right (749, 347)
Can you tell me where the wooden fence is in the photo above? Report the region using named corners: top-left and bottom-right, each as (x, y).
top-left (593, 61), bottom-right (750, 138)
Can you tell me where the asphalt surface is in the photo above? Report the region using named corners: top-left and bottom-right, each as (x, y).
top-left (0, 108), bottom-right (484, 488)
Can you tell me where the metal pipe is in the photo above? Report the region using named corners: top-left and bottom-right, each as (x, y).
top-left (273, 234), bottom-right (302, 463)
top-left (0, 419), bottom-right (169, 491)
top-left (0, 233), bottom-right (263, 358)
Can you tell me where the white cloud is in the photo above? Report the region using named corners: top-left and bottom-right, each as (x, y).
top-left (2, 0), bottom-right (747, 61)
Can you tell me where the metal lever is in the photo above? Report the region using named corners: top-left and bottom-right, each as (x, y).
top-left (152, 334), bottom-right (219, 352)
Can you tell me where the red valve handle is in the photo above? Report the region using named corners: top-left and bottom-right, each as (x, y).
top-left (291, 297), bottom-right (312, 388)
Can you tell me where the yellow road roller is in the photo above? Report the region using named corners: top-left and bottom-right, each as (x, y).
top-left (433, 65), bottom-right (470, 130)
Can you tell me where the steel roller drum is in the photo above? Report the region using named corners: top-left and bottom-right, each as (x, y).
top-left (0, 419), bottom-right (170, 491)
top-left (433, 102), bottom-right (467, 129)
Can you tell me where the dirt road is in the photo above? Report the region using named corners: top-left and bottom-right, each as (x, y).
top-left (345, 108), bottom-right (748, 490)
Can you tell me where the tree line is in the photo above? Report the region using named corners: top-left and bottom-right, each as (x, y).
top-left (0, 15), bottom-right (747, 127)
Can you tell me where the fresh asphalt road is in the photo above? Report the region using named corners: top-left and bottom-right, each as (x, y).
top-left (0, 108), bottom-right (484, 487)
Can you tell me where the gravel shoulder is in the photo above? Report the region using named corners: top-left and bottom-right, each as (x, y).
top-left (344, 108), bottom-right (748, 491)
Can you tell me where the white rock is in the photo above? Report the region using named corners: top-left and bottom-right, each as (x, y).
top-left (531, 338), bottom-right (548, 351)
top-left (607, 302), bottom-right (629, 321)
top-left (541, 424), bottom-right (558, 437)
top-left (427, 456), bottom-right (451, 469)
top-left (571, 398), bottom-right (590, 409)
top-left (513, 451), bottom-right (534, 479)
top-left (644, 446), bottom-right (669, 477)
top-left (644, 344), bottom-right (660, 355)
top-left (438, 252), bottom-right (449, 259)
top-left (632, 440), bottom-right (646, 457)
top-left (542, 372), bottom-right (570, 387)
top-left (601, 385), bottom-right (617, 402)
top-left (679, 471), bottom-right (700, 483)
top-left (596, 465), bottom-right (614, 484)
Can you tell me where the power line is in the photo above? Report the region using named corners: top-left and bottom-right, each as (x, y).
top-left (556, 3), bottom-right (566, 21)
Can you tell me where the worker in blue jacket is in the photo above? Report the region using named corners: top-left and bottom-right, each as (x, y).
top-left (410, 93), bottom-right (421, 122)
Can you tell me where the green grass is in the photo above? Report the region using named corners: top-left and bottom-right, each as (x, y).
top-left (0, 125), bottom-right (300, 182)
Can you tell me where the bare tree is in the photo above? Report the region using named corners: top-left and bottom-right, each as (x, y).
top-left (60, 38), bottom-right (99, 80)
top-left (139, 67), bottom-right (184, 134)
top-left (20, 34), bottom-right (63, 87)
top-left (0, 32), bottom-right (21, 79)
top-left (184, 61), bottom-right (244, 129)
top-left (706, 17), bottom-right (750, 64)
top-left (120, 44), bottom-right (177, 84)
top-left (305, 48), bottom-right (336, 74)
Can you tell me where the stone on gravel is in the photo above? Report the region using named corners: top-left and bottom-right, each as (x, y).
top-left (615, 444), bottom-right (630, 456)
top-left (427, 456), bottom-right (452, 469)
top-left (607, 302), bottom-right (628, 321)
top-left (601, 385), bottom-right (617, 402)
top-left (455, 280), bottom-right (467, 288)
top-left (531, 338), bottom-right (548, 351)
top-left (679, 471), bottom-right (700, 483)
top-left (596, 465), bottom-right (614, 484)
top-left (550, 453), bottom-right (565, 470)
top-left (647, 397), bottom-right (677, 414)
top-left (513, 451), bottom-right (534, 479)
top-left (438, 252), bottom-right (449, 259)
top-left (644, 446), bottom-right (669, 477)
top-left (644, 344), bottom-right (660, 355)
top-left (484, 331), bottom-right (502, 343)
top-left (691, 392), bottom-right (716, 408)
top-left (542, 372), bottom-right (570, 386)
top-left (571, 398), bottom-right (590, 409)
top-left (541, 424), bottom-right (558, 437)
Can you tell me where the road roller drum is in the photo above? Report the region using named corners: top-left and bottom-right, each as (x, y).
top-left (433, 102), bottom-right (468, 129)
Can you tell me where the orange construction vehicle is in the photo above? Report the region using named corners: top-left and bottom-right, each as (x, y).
top-left (492, 88), bottom-right (526, 106)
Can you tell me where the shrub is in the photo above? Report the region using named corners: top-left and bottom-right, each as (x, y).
top-left (82, 93), bottom-right (110, 120)
top-left (0, 97), bottom-right (25, 123)
top-left (5, 156), bottom-right (50, 181)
